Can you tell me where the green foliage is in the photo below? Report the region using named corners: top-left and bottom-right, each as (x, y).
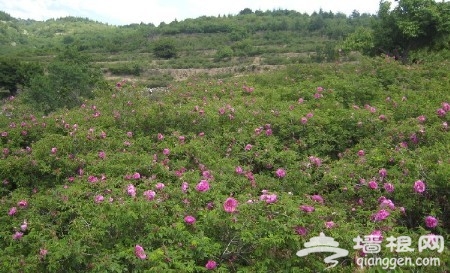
top-left (24, 47), bottom-right (104, 114)
top-left (0, 55), bottom-right (449, 272)
top-left (214, 46), bottom-right (234, 61)
top-left (373, 0), bottom-right (450, 61)
top-left (152, 38), bottom-right (178, 59)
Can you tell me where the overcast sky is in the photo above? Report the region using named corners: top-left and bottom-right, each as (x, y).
top-left (1, 0), bottom-right (393, 26)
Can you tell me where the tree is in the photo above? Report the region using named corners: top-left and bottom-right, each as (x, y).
top-left (25, 47), bottom-right (103, 113)
top-left (152, 38), bottom-right (178, 59)
top-left (373, 0), bottom-right (450, 62)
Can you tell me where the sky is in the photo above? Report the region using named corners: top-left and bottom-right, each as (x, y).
top-left (0, 0), bottom-right (391, 26)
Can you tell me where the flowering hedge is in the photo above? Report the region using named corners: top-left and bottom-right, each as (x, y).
top-left (0, 56), bottom-right (448, 272)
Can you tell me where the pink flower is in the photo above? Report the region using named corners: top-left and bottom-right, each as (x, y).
top-left (127, 184), bottom-right (136, 197)
top-left (260, 193), bottom-right (277, 204)
top-left (135, 245), bottom-right (147, 259)
top-left (325, 221), bottom-right (335, 229)
top-left (300, 117), bottom-right (308, 124)
top-left (309, 156), bottom-right (322, 167)
top-left (306, 112), bottom-right (314, 118)
top-left (163, 148), bottom-right (170, 155)
top-left (379, 168), bottom-right (387, 178)
top-left (311, 194), bottom-right (324, 204)
top-left (371, 230), bottom-right (383, 242)
top-left (127, 131), bottom-right (133, 138)
top-left (275, 168), bottom-right (286, 178)
top-left (39, 248), bottom-right (48, 258)
top-left (368, 180), bottom-right (378, 189)
top-left (12, 231), bottom-right (23, 240)
top-left (317, 86), bottom-right (324, 92)
top-left (298, 98), bottom-right (304, 104)
top-left (17, 200), bottom-right (28, 208)
top-left (417, 115), bottom-right (426, 123)
top-left (143, 190), bottom-right (156, 200)
top-left (196, 180), bottom-right (210, 192)
top-left (8, 207), bottom-right (17, 216)
top-left (205, 260), bottom-right (217, 270)
top-left (414, 180), bottom-right (426, 193)
top-left (294, 226), bottom-right (308, 236)
top-left (51, 147), bottom-right (57, 154)
top-left (265, 128), bottom-right (273, 136)
top-left (442, 102), bottom-right (450, 112)
top-left (132, 172), bottom-right (141, 179)
top-left (425, 216), bottom-right (438, 228)
top-left (20, 220), bottom-right (28, 231)
top-left (300, 205), bottom-right (315, 213)
top-left (244, 144), bottom-right (252, 151)
top-left (357, 150), bottom-right (365, 156)
top-left (384, 183), bottom-right (395, 193)
top-left (181, 182), bottom-right (189, 193)
top-left (94, 195), bottom-right (104, 203)
top-left (88, 176), bottom-right (98, 183)
top-left (436, 108), bottom-right (446, 117)
top-left (235, 166), bottom-right (244, 174)
top-left (98, 151), bottom-right (106, 159)
top-left (223, 197), bottom-right (238, 213)
top-left (372, 209), bottom-right (390, 221)
top-left (157, 133), bottom-right (164, 141)
top-left (184, 215), bottom-right (196, 225)
top-left (379, 199), bottom-right (395, 210)
top-left (155, 182), bottom-right (165, 190)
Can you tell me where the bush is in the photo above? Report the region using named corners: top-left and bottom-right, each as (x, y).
top-left (152, 38), bottom-right (178, 59)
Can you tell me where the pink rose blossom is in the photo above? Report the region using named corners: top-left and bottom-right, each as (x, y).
top-left (235, 166), bottom-right (244, 174)
top-left (17, 200), bottom-right (28, 208)
top-left (135, 245), bottom-right (147, 259)
top-left (260, 193), bottom-right (277, 204)
top-left (414, 180), bottom-right (426, 193)
top-left (294, 226), bottom-right (308, 236)
top-left (425, 216), bottom-right (438, 228)
top-left (372, 209), bottom-right (390, 221)
top-left (205, 260), bottom-right (217, 270)
top-left (98, 151), bottom-right (106, 159)
top-left (94, 195), bottom-right (104, 203)
top-left (181, 182), bottom-right (189, 193)
top-left (88, 176), bottom-right (98, 183)
top-left (300, 205), bottom-right (315, 213)
top-left (196, 180), bottom-right (210, 192)
top-left (184, 215), bottom-right (196, 225)
top-left (244, 144), bottom-right (253, 151)
top-left (300, 117), bottom-right (308, 124)
top-left (155, 183), bottom-right (165, 190)
top-left (417, 115), bottom-right (426, 123)
top-left (384, 183), bottom-right (395, 193)
top-left (368, 180), bottom-right (378, 189)
top-left (357, 150), bottom-right (365, 156)
top-left (275, 168), bottom-right (286, 178)
top-left (379, 168), bottom-right (387, 178)
top-left (132, 172), bottom-right (141, 179)
top-left (51, 147), bottom-right (57, 154)
top-left (39, 248), bottom-right (48, 258)
top-left (8, 207), bottom-right (17, 216)
top-left (163, 148), bottom-right (170, 155)
top-left (127, 184), bottom-right (136, 197)
top-left (325, 221), bottom-right (335, 229)
top-left (223, 197), bottom-right (238, 213)
top-left (12, 231), bottom-right (23, 240)
top-left (311, 194), bottom-right (324, 204)
top-left (143, 190), bottom-right (156, 200)
top-left (20, 220), bottom-right (28, 231)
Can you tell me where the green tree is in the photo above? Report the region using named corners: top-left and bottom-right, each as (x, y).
top-left (214, 46), bottom-right (234, 61)
top-left (0, 58), bottom-right (43, 97)
top-left (25, 47), bottom-right (103, 113)
top-left (373, 0), bottom-right (450, 62)
top-left (152, 38), bottom-right (178, 59)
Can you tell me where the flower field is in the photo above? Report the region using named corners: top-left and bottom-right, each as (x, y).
top-left (1, 56), bottom-right (449, 272)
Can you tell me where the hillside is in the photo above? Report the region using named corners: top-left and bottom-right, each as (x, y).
top-left (0, 4), bottom-right (450, 272)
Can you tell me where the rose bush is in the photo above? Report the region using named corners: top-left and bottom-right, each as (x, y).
top-left (0, 56), bottom-right (448, 272)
